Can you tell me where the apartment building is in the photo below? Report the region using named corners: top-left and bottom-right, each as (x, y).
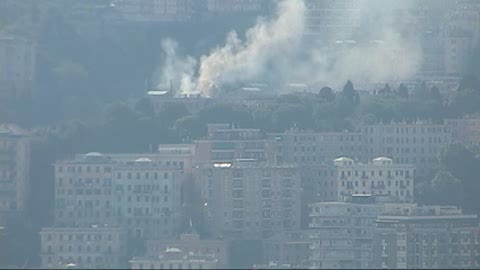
top-left (262, 230), bottom-right (310, 268)
top-left (268, 127), bottom-right (364, 166)
top-left (40, 225), bottom-right (127, 269)
top-left (194, 124), bottom-right (276, 164)
top-left (308, 196), bottom-right (415, 269)
top-left (0, 125), bottom-right (30, 226)
top-left (372, 205), bottom-right (480, 269)
top-left (0, 35), bottom-right (35, 99)
top-left (53, 152), bottom-right (185, 239)
top-left (194, 160), bottom-right (301, 240)
top-left (145, 232), bottom-right (229, 268)
top-left (357, 122), bottom-right (452, 176)
top-left (334, 156), bottom-right (414, 203)
top-left (54, 152), bottom-right (116, 227)
top-left (130, 247), bottom-right (218, 270)
top-left (445, 116), bottom-right (480, 145)
top-left (114, 157), bottom-right (183, 239)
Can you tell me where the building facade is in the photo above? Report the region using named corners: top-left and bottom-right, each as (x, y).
top-left (334, 156), bottom-right (414, 202)
top-left (53, 152), bottom-right (185, 239)
top-left (145, 232), bottom-right (229, 268)
top-left (308, 199), bottom-right (386, 269)
top-left (445, 116), bottom-right (480, 145)
top-left (40, 226), bottom-right (127, 269)
top-left (0, 125), bottom-right (30, 226)
top-left (372, 205), bottom-right (480, 269)
top-left (357, 122), bottom-right (452, 176)
top-left (130, 247), bottom-right (218, 270)
top-left (194, 124), bottom-right (276, 164)
top-left (262, 230), bottom-right (310, 268)
top-left (194, 160), bottom-right (301, 239)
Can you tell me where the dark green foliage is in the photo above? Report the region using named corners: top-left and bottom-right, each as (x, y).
top-left (318, 86), bottom-right (336, 102)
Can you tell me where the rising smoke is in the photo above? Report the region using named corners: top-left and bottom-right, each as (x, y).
top-left (154, 0), bottom-right (423, 96)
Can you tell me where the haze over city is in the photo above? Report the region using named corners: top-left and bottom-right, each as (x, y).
top-left (1, 0), bottom-right (480, 269)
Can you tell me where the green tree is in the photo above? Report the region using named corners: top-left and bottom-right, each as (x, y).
top-left (396, 83), bottom-right (409, 98)
top-left (318, 86), bottom-right (336, 102)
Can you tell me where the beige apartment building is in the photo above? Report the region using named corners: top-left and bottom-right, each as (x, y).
top-left (0, 124), bottom-right (30, 226)
top-left (194, 160), bottom-right (301, 240)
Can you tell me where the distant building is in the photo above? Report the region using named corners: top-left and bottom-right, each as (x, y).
top-left (206, 0), bottom-right (266, 14)
top-left (40, 225), bottom-right (127, 269)
top-left (268, 127), bottom-right (364, 166)
top-left (262, 230), bottom-right (310, 268)
top-left (114, 156), bottom-right (184, 239)
top-left (194, 124), bottom-right (276, 164)
top-left (145, 232), bottom-right (229, 268)
top-left (130, 247), bottom-right (218, 270)
top-left (308, 197), bottom-right (415, 269)
top-left (147, 91), bottom-right (212, 115)
top-left (372, 205), bottom-right (480, 269)
top-left (0, 35), bottom-right (36, 99)
top-left (357, 122), bottom-right (452, 176)
top-left (0, 124), bottom-right (30, 226)
top-left (445, 116), bottom-right (480, 145)
top-left (53, 152), bottom-right (185, 239)
top-left (111, 0), bottom-right (196, 23)
top-left (334, 156), bottom-right (414, 203)
top-left (194, 160), bottom-right (301, 239)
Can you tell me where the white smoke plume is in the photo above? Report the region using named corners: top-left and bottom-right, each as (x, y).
top-left (152, 39), bottom-right (196, 94)
top-left (154, 0), bottom-right (425, 95)
top-left (196, 0), bottom-right (306, 95)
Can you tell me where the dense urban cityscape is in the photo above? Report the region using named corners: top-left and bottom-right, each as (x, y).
top-left (1, 0), bottom-right (480, 269)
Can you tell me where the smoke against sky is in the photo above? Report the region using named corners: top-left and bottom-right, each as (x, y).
top-left (154, 0), bottom-right (423, 95)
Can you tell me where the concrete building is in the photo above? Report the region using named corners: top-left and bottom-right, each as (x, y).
top-left (145, 232), bottom-right (229, 268)
top-left (308, 196), bottom-right (414, 269)
top-left (194, 160), bottom-right (301, 240)
top-left (0, 35), bottom-right (36, 99)
top-left (40, 225), bottom-right (127, 269)
top-left (268, 128), bottom-right (363, 226)
top-left (372, 205), bottom-right (480, 269)
top-left (53, 152), bottom-right (185, 239)
top-left (111, 0), bottom-right (196, 23)
top-left (0, 124), bottom-right (30, 226)
top-left (445, 116), bottom-right (480, 145)
top-left (53, 152), bottom-right (117, 227)
top-left (130, 247), bottom-right (218, 270)
top-left (194, 124), bottom-right (276, 164)
top-left (262, 230), bottom-right (310, 268)
top-left (357, 122), bottom-right (452, 176)
top-left (114, 157), bottom-right (183, 240)
top-left (334, 156), bottom-right (414, 203)
top-left (268, 127), bottom-right (364, 166)
top-left (206, 0), bottom-right (265, 14)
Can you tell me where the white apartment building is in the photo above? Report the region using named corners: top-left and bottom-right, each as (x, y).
top-left (334, 157), bottom-right (414, 203)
